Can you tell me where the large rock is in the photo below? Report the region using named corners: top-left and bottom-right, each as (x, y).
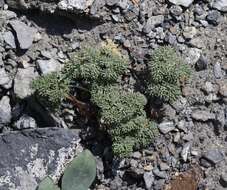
top-left (211, 0), bottom-right (227, 12)
top-left (37, 59), bottom-right (62, 75)
top-left (6, 0), bottom-right (97, 19)
top-left (14, 67), bottom-right (38, 99)
top-left (9, 20), bottom-right (37, 50)
top-left (168, 0), bottom-right (194, 7)
top-left (0, 128), bottom-right (81, 190)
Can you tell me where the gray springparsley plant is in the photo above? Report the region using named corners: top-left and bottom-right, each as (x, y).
top-left (147, 46), bottom-right (191, 102)
top-left (32, 41), bottom-right (157, 157)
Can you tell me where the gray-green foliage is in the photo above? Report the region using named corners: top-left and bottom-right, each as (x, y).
top-left (37, 150), bottom-right (96, 190)
top-left (37, 177), bottom-right (60, 190)
top-left (62, 150), bottom-right (96, 190)
top-left (31, 72), bottom-right (70, 109)
top-left (63, 47), bottom-right (128, 84)
top-left (147, 46), bottom-right (191, 102)
top-left (32, 45), bottom-right (157, 157)
top-left (91, 85), bottom-right (157, 157)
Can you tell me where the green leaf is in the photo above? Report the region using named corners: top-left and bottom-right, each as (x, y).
top-left (62, 150), bottom-right (96, 190)
top-left (37, 177), bottom-right (60, 190)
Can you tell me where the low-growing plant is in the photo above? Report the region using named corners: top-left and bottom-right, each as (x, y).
top-left (32, 41), bottom-right (157, 157)
top-left (146, 46), bottom-right (191, 102)
top-left (90, 85), bottom-right (157, 157)
top-left (37, 150), bottom-right (96, 190)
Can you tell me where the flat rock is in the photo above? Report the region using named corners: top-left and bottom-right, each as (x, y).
top-left (211, 0), bottom-right (227, 12)
top-left (191, 110), bottom-right (216, 121)
top-left (0, 128), bottom-right (81, 190)
top-left (14, 67), bottom-right (38, 99)
top-left (3, 31), bottom-right (16, 49)
top-left (158, 121), bottom-right (175, 134)
top-left (9, 20), bottom-right (37, 49)
top-left (202, 149), bottom-right (224, 165)
top-left (37, 59), bottom-right (62, 75)
top-left (168, 0), bottom-right (194, 7)
top-left (0, 96), bottom-right (12, 127)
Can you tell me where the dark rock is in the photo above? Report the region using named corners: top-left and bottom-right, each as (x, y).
top-left (0, 0), bottom-right (4, 7)
top-left (9, 20), bottom-right (37, 49)
top-left (0, 128), bottom-right (81, 190)
top-left (195, 55), bottom-right (208, 71)
top-left (200, 158), bottom-right (212, 168)
top-left (153, 179), bottom-right (165, 190)
top-left (206, 10), bottom-right (221, 26)
top-left (143, 171), bottom-right (154, 189)
top-left (220, 172), bottom-right (227, 187)
top-left (203, 149), bottom-right (224, 165)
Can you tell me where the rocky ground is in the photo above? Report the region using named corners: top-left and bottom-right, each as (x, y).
top-left (0, 0), bottom-right (227, 190)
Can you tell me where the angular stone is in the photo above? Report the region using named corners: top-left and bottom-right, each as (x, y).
top-left (158, 121), bottom-right (175, 134)
top-left (218, 80), bottom-right (227, 97)
top-left (9, 20), bottom-right (37, 49)
top-left (143, 171), bottom-right (154, 189)
top-left (3, 31), bottom-right (16, 49)
top-left (183, 26), bottom-right (197, 39)
top-left (168, 0), bottom-right (193, 7)
top-left (211, 0), bottom-right (227, 12)
top-left (0, 128), bottom-right (81, 190)
top-left (143, 15), bottom-right (164, 34)
top-left (203, 149), bottom-right (224, 165)
top-left (0, 96), bottom-right (11, 126)
top-left (191, 110), bottom-right (216, 122)
top-left (0, 68), bottom-right (12, 89)
top-left (37, 59), bottom-right (62, 75)
top-left (58, 0), bottom-right (94, 13)
top-left (14, 67), bottom-right (38, 99)
top-left (14, 115), bottom-right (37, 130)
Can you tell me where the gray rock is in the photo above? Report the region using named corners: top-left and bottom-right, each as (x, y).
top-left (203, 149), bottom-right (224, 165)
top-left (0, 128), bottom-right (81, 190)
top-left (159, 162), bottom-right (170, 171)
top-left (37, 59), bottom-right (62, 75)
top-left (58, 0), bottom-right (94, 13)
top-left (219, 80), bottom-right (227, 97)
top-left (143, 171), bottom-right (154, 189)
top-left (181, 142), bottom-right (191, 162)
top-left (185, 48), bottom-right (201, 65)
top-left (214, 62), bottom-right (223, 79)
top-left (90, 0), bottom-right (105, 16)
top-left (0, 96), bottom-right (11, 126)
top-left (169, 5), bottom-right (183, 16)
top-left (3, 31), bottom-right (16, 49)
top-left (153, 168), bottom-right (167, 179)
top-left (211, 0), bottom-right (227, 12)
top-left (0, 0), bottom-right (4, 7)
top-left (183, 26), bottom-right (197, 39)
top-left (105, 0), bottom-right (119, 6)
top-left (132, 151), bottom-right (142, 159)
top-left (195, 55), bottom-right (208, 71)
top-left (0, 10), bottom-right (17, 20)
top-left (220, 172), bottom-right (227, 187)
top-left (143, 15), bottom-right (164, 34)
top-left (191, 110), bottom-right (216, 121)
top-left (158, 121), bottom-right (175, 134)
top-left (0, 68), bottom-right (12, 89)
top-left (168, 0), bottom-right (193, 7)
top-left (14, 67), bottom-right (38, 99)
top-left (206, 10), bottom-right (221, 26)
top-left (9, 20), bottom-right (37, 49)
top-left (14, 115), bottom-right (37, 130)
